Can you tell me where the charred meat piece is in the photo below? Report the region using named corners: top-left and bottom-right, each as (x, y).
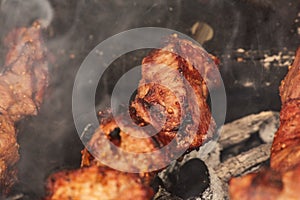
top-left (0, 22), bottom-right (49, 194)
top-left (83, 109), bottom-right (167, 174)
top-left (1, 22), bottom-right (48, 119)
top-left (131, 35), bottom-right (218, 151)
top-left (45, 165), bottom-right (154, 200)
top-left (230, 165), bottom-right (300, 200)
top-left (229, 47), bottom-right (300, 200)
top-left (46, 36), bottom-right (219, 200)
top-left (0, 115), bottom-right (18, 193)
top-left (271, 48), bottom-right (300, 172)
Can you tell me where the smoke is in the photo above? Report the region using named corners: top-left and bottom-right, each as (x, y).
top-left (0, 0), bottom-right (297, 199)
top-left (1, 0), bottom-right (53, 28)
top-left (0, 0), bottom-right (185, 198)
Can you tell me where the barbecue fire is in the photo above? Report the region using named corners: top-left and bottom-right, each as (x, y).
top-left (44, 36), bottom-right (220, 199)
top-left (0, 0), bottom-right (297, 199)
top-left (229, 47), bottom-right (300, 200)
top-left (0, 22), bottom-right (49, 194)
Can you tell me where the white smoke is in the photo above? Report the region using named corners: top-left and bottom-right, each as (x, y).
top-left (1, 0), bottom-right (53, 28)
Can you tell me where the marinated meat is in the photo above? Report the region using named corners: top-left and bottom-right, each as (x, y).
top-left (271, 48), bottom-right (300, 172)
top-left (46, 36), bottom-right (219, 200)
top-left (0, 22), bottom-right (49, 194)
top-left (0, 115), bottom-right (18, 193)
top-left (230, 165), bottom-right (300, 200)
top-left (83, 109), bottom-right (167, 173)
top-left (131, 35), bottom-right (218, 151)
top-left (229, 47), bottom-right (300, 200)
top-left (45, 165), bottom-right (154, 200)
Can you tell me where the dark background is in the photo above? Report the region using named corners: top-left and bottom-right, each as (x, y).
top-left (0, 0), bottom-right (299, 199)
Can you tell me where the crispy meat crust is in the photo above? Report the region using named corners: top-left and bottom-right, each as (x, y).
top-left (0, 22), bottom-right (49, 194)
top-left (131, 35), bottom-right (217, 151)
top-left (271, 48), bottom-right (300, 172)
top-left (229, 47), bottom-right (300, 200)
top-left (45, 165), bottom-right (154, 200)
top-left (230, 166), bottom-right (300, 200)
top-left (84, 110), bottom-right (167, 173)
top-left (46, 36), bottom-right (219, 199)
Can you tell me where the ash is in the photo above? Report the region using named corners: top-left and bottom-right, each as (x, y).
top-left (155, 111), bottom-right (279, 199)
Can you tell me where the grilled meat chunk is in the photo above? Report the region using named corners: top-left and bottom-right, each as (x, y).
top-left (230, 166), bottom-right (300, 200)
top-left (271, 48), bottom-right (300, 172)
top-left (45, 165), bottom-right (154, 200)
top-left (46, 36), bottom-right (219, 199)
top-left (83, 109), bottom-right (167, 173)
top-left (229, 47), bottom-right (300, 200)
top-left (131, 35), bottom-right (218, 151)
top-left (0, 115), bottom-right (18, 193)
top-left (2, 22), bottom-right (48, 119)
top-left (0, 22), bottom-right (49, 194)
